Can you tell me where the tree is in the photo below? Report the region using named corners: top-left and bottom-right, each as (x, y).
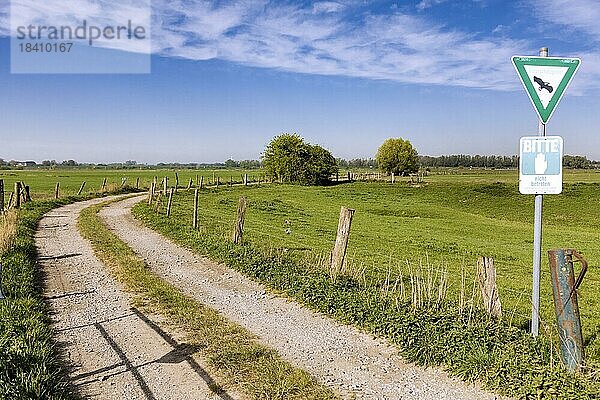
top-left (375, 138), bottom-right (419, 175)
top-left (224, 159), bottom-right (240, 168)
top-left (262, 133), bottom-right (338, 185)
top-left (563, 155), bottom-right (591, 169)
top-left (302, 144), bottom-right (338, 185)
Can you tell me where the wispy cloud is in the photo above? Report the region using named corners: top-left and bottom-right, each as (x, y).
top-left (530, 0), bottom-right (600, 92)
top-left (533, 0), bottom-right (600, 40)
top-left (312, 2), bottom-right (345, 14)
top-left (1, 0), bottom-right (573, 91)
top-left (416, 0), bottom-right (448, 11)
top-left (8, 0), bottom-right (151, 53)
top-left (147, 1), bottom-right (527, 90)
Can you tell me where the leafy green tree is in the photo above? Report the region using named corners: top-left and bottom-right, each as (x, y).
top-left (563, 155), bottom-right (591, 169)
top-left (224, 159), bottom-right (240, 168)
top-left (302, 144), bottom-right (338, 185)
top-left (376, 138), bottom-right (419, 175)
top-left (262, 133), bottom-right (338, 185)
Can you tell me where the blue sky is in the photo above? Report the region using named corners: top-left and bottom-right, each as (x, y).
top-left (1, 0), bottom-right (600, 163)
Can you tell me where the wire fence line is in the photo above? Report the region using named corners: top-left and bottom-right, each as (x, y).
top-left (151, 186), bottom-right (599, 338)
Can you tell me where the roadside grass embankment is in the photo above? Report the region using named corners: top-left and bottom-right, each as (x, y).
top-left (132, 176), bottom-right (600, 399)
top-left (78, 199), bottom-right (336, 400)
top-left (0, 188), bottom-right (140, 399)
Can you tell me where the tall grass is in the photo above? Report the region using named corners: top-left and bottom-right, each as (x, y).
top-left (0, 201), bottom-right (76, 399)
top-left (0, 210), bottom-right (17, 254)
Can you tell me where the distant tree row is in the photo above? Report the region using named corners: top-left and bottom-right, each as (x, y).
top-left (418, 154), bottom-right (599, 169)
top-left (419, 155), bottom-right (518, 168)
top-left (563, 155), bottom-right (594, 169)
top-left (337, 158), bottom-right (378, 169)
top-left (1, 150), bottom-right (598, 173)
top-left (224, 159), bottom-right (262, 169)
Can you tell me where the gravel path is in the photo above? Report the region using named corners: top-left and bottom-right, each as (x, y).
top-left (99, 195), bottom-right (504, 400)
top-left (37, 197), bottom-right (238, 400)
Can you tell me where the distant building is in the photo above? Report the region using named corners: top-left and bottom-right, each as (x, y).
top-left (19, 161), bottom-right (37, 167)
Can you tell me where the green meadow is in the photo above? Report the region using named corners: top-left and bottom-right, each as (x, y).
top-left (3, 167), bottom-right (600, 398)
top-left (135, 168), bottom-right (600, 361)
top-left (0, 168), bottom-right (261, 200)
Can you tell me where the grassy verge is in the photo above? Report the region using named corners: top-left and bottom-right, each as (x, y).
top-left (0, 189), bottom-right (140, 399)
top-left (77, 200), bottom-right (336, 400)
top-left (133, 186), bottom-right (600, 400)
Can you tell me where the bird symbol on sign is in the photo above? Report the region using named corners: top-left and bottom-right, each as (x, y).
top-left (534, 76), bottom-right (553, 93)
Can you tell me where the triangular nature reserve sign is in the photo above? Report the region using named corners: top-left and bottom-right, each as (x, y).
top-left (512, 56), bottom-right (580, 124)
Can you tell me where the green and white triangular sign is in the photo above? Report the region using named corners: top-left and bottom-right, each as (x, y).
top-left (512, 56), bottom-right (580, 124)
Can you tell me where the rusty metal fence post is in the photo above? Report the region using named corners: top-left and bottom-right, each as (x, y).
top-left (548, 249), bottom-right (587, 373)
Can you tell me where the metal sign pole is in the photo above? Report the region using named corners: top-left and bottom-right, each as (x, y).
top-left (531, 47), bottom-right (548, 336)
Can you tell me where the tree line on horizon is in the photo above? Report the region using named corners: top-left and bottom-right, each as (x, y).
top-left (1, 153), bottom-right (597, 171)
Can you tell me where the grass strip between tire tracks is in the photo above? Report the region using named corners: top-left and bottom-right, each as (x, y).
top-left (77, 198), bottom-right (337, 400)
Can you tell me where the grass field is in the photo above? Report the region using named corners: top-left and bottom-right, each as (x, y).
top-left (137, 169), bottom-right (600, 343)
top-left (0, 168), bottom-right (262, 200)
top-left (3, 167), bottom-right (600, 398)
top-left (131, 169), bottom-right (600, 398)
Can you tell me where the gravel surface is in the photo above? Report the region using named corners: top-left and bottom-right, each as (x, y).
top-left (99, 195), bottom-right (505, 400)
top-left (37, 196), bottom-right (238, 400)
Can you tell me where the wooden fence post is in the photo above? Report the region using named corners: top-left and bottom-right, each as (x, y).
top-left (244, 173), bottom-right (248, 186)
top-left (477, 256), bottom-right (502, 317)
top-left (148, 181), bottom-right (155, 205)
top-left (154, 190), bottom-right (163, 213)
top-left (175, 173), bottom-right (179, 192)
top-left (7, 193), bottom-right (13, 210)
top-left (24, 186), bottom-right (31, 202)
top-left (77, 182), bottom-right (86, 196)
top-left (391, 173), bottom-right (395, 184)
top-left (200, 176), bottom-right (204, 189)
top-left (0, 179), bottom-right (4, 213)
top-left (19, 182), bottom-right (26, 203)
top-left (136, 177), bottom-right (140, 189)
top-left (54, 182), bottom-right (60, 199)
top-left (232, 197), bottom-right (247, 244)
top-left (166, 188), bottom-right (174, 217)
top-left (187, 178), bottom-right (193, 190)
top-left (212, 172), bottom-right (216, 185)
top-left (217, 177), bottom-right (220, 188)
top-left (330, 206), bottom-right (355, 278)
top-left (14, 182), bottom-right (21, 209)
top-left (163, 177), bottom-right (168, 194)
top-left (101, 177), bottom-right (107, 191)
top-left (193, 188), bottom-right (199, 229)
top-left (121, 177), bottom-right (127, 188)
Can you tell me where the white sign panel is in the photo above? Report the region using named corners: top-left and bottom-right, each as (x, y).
top-left (512, 56), bottom-right (580, 124)
top-left (519, 136), bottom-right (563, 195)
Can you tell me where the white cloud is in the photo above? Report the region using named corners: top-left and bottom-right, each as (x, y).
top-left (529, 0), bottom-right (600, 92)
top-left (533, 0), bottom-right (600, 39)
top-left (147, 2), bottom-right (527, 90)
top-left (8, 0), bottom-right (151, 53)
top-left (416, 0), bottom-right (447, 11)
top-left (313, 2), bottom-right (344, 14)
top-left (0, 1), bottom-right (550, 91)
